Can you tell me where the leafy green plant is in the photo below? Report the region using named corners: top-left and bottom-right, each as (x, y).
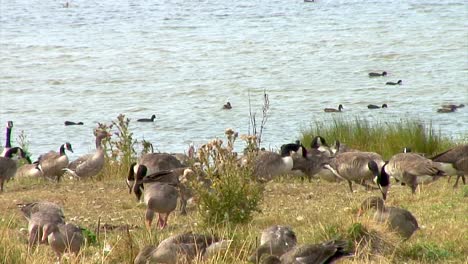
top-left (402, 242), bottom-right (454, 262)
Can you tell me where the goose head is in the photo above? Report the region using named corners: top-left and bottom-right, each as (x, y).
top-left (59, 142), bottom-right (74, 155)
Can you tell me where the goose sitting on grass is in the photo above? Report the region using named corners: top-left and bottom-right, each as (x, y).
top-left (358, 196), bottom-right (419, 240)
top-left (15, 162), bottom-right (43, 179)
top-left (134, 232), bottom-right (232, 264)
top-left (253, 143), bottom-right (304, 182)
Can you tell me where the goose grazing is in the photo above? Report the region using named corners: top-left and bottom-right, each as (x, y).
top-left (249, 225), bottom-right (297, 263)
top-left (253, 143), bottom-right (302, 182)
top-left (431, 144), bottom-right (467, 187)
top-left (65, 129), bottom-right (110, 178)
top-left (37, 142), bottom-right (73, 181)
top-left (137, 114), bottom-right (156, 122)
top-left (264, 240), bottom-right (353, 264)
top-left (0, 121), bottom-right (13, 157)
top-left (134, 232), bottom-right (231, 264)
top-left (64, 121), bottom-right (84, 126)
top-left (386, 80), bottom-right (402, 85)
top-left (369, 71), bottom-right (387, 77)
top-left (358, 196), bottom-right (419, 240)
top-left (324, 152), bottom-right (389, 200)
top-left (223, 101), bottom-right (232, 109)
top-left (381, 152), bottom-right (446, 194)
top-left (0, 147), bottom-right (31, 192)
top-left (18, 201), bottom-right (66, 248)
top-left (367, 103), bottom-right (388, 109)
top-left (48, 223), bottom-right (84, 259)
top-left (324, 104), bottom-right (343, 113)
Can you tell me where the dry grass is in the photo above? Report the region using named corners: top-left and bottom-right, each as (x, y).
top-left (1, 174), bottom-right (467, 264)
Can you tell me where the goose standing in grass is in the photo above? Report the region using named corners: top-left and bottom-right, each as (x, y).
top-left (431, 144), bottom-right (467, 187)
top-left (137, 114), bottom-right (156, 122)
top-left (48, 223), bottom-right (84, 259)
top-left (37, 142), bottom-right (73, 181)
top-left (358, 196), bottom-right (419, 240)
top-left (324, 151), bottom-right (389, 200)
top-left (253, 143), bottom-right (303, 182)
top-left (134, 232), bottom-right (231, 264)
top-left (249, 225), bottom-right (297, 263)
top-left (324, 104), bottom-right (343, 113)
top-left (0, 147), bottom-right (31, 192)
top-left (0, 121), bottom-right (13, 157)
top-left (381, 152), bottom-right (446, 194)
top-left (367, 104), bottom-right (388, 109)
top-left (369, 71), bottom-right (387, 77)
top-left (386, 80), bottom-right (402, 85)
top-left (65, 130), bottom-right (110, 178)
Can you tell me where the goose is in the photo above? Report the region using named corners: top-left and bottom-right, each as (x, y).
top-left (330, 140), bottom-right (360, 155)
top-left (0, 147), bottom-right (31, 192)
top-left (134, 153), bottom-right (184, 175)
top-left (381, 152), bottom-right (446, 194)
top-left (431, 144), bottom-right (467, 187)
top-left (386, 80), bottom-right (402, 85)
top-left (65, 129), bottom-right (110, 178)
top-left (137, 114), bottom-right (156, 122)
top-left (264, 240), bottom-right (353, 264)
top-left (64, 121), bottom-right (84, 126)
top-left (324, 152), bottom-right (389, 200)
top-left (368, 71), bottom-right (387, 77)
top-left (324, 104), bottom-right (343, 113)
top-left (134, 232), bottom-right (231, 264)
top-left (437, 106), bottom-right (457, 113)
top-left (18, 201), bottom-right (66, 248)
top-left (309, 136), bottom-right (333, 156)
top-left (223, 101), bottom-right (232, 109)
top-left (0, 121), bottom-right (13, 157)
top-left (48, 223), bottom-right (84, 259)
top-left (249, 225), bottom-right (297, 263)
top-left (441, 104), bottom-right (464, 109)
top-left (15, 162), bottom-right (43, 178)
top-left (253, 144), bottom-right (302, 182)
top-left (37, 142), bottom-right (73, 181)
top-left (367, 103), bottom-right (388, 109)
top-left (358, 196), bottom-right (419, 240)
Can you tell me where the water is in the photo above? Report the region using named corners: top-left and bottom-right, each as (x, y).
top-left (1, 0), bottom-right (467, 160)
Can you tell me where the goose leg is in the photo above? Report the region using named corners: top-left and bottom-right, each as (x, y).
top-left (28, 225), bottom-right (39, 250)
top-left (0, 179), bottom-right (4, 192)
top-left (145, 209), bottom-right (155, 230)
top-left (453, 174), bottom-right (466, 188)
top-left (347, 181), bottom-right (354, 193)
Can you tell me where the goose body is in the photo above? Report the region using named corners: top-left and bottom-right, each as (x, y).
top-left (0, 147), bottom-right (30, 192)
top-left (223, 101), bottom-right (232, 109)
top-left (137, 114), bottom-right (156, 122)
top-left (437, 106), bottom-right (457, 113)
top-left (431, 144), bottom-right (468, 187)
top-left (66, 130), bottom-right (109, 178)
top-left (48, 223), bottom-right (84, 258)
top-left (367, 104), bottom-right (388, 109)
top-left (369, 71), bottom-right (387, 77)
top-left (0, 121), bottom-right (13, 157)
top-left (324, 104), bottom-right (343, 113)
top-left (253, 144), bottom-right (299, 182)
top-left (386, 80), bottom-right (402, 85)
top-left (38, 142), bottom-right (73, 181)
top-left (441, 104), bottom-right (464, 109)
top-left (15, 163), bottom-right (43, 178)
top-left (64, 121), bottom-right (83, 126)
top-left (136, 153), bottom-right (183, 175)
top-left (358, 197), bottom-right (419, 240)
top-left (249, 225), bottom-right (297, 263)
top-left (382, 153), bottom-right (446, 194)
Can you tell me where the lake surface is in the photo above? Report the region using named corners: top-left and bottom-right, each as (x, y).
top-left (1, 0), bottom-right (467, 160)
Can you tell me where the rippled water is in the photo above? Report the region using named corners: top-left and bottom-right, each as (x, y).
top-left (1, 0), bottom-right (467, 160)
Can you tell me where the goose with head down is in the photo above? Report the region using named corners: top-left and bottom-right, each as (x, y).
top-left (48, 223), bottom-right (84, 259)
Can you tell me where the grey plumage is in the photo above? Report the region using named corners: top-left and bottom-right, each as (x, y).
top-left (37, 142), bottom-right (73, 181)
top-left (0, 147), bottom-right (30, 192)
top-left (279, 240), bottom-right (352, 264)
top-left (249, 225), bottom-right (297, 263)
top-left (431, 144), bottom-right (467, 187)
top-left (48, 223), bottom-right (84, 258)
top-left (15, 163), bottom-right (43, 178)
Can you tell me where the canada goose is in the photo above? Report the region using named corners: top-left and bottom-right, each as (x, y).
top-left (249, 225), bottom-right (297, 263)
top-left (437, 106), bottom-right (457, 113)
top-left (441, 104), bottom-right (464, 109)
top-left (48, 223), bottom-right (84, 258)
top-left (137, 114), bottom-right (156, 122)
top-left (64, 121), bottom-right (84, 126)
top-left (15, 162), bottom-right (43, 178)
top-left (253, 144), bottom-right (302, 182)
top-left (0, 121), bottom-right (13, 157)
top-left (135, 153), bottom-right (184, 175)
top-left (134, 232), bottom-right (231, 264)
top-left (358, 196), bottom-right (419, 240)
top-left (381, 153), bottom-right (446, 194)
top-left (310, 136), bottom-right (333, 156)
top-left (324, 152), bottom-right (389, 200)
top-left (223, 102), bottom-right (232, 109)
top-left (386, 80), bottom-right (402, 85)
top-left (324, 104), bottom-right (343, 113)
top-left (330, 140), bottom-right (360, 155)
top-left (265, 240), bottom-right (353, 264)
top-left (369, 71), bottom-right (387, 77)
top-left (367, 104), bottom-right (388, 109)
top-left (37, 142), bottom-right (73, 181)
top-left (0, 147), bottom-right (31, 192)
top-left (431, 144), bottom-right (467, 187)
top-left (65, 129), bottom-right (110, 178)
top-left (18, 201), bottom-right (66, 248)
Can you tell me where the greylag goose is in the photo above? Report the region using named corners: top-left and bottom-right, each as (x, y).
top-left (369, 71), bottom-right (387, 77)
top-left (48, 223), bottom-right (84, 258)
top-left (324, 151), bottom-right (389, 200)
top-left (381, 152), bottom-right (446, 194)
top-left (134, 232), bottom-right (231, 264)
top-left (37, 142), bottom-right (73, 181)
top-left (324, 104), bottom-right (343, 113)
top-left (358, 196), bottom-right (419, 240)
top-left (431, 144), bottom-right (467, 187)
top-left (249, 225), bottom-right (297, 263)
top-left (137, 114), bottom-right (156, 122)
top-left (0, 147), bottom-right (31, 192)
top-left (0, 121), bottom-right (13, 157)
top-left (386, 80), bottom-right (402, 85)
top-left (253, 144), bottom-right (302, 182)
top-left (65, 130), bottom-right (110, 178)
